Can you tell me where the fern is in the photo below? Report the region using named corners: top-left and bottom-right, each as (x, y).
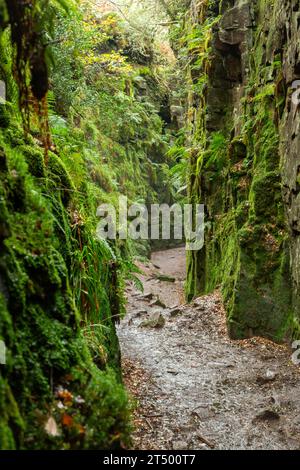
top-left (203, 132), bottom-right (228, 171)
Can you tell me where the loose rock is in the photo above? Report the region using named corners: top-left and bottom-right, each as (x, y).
top-left (139, 312), bottom-right (166, 329)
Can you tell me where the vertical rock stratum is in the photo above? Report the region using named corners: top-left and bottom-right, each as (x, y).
top-left (181, 0), bottom-right (300, 340)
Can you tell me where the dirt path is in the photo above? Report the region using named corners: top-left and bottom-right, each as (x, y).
top-left (117, 247), bottom-right (300, 450)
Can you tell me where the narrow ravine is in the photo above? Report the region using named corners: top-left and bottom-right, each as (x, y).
top-left (2, 0), bottom-right (300, 454)
top-left (118, 247), bottom-right (300, 450)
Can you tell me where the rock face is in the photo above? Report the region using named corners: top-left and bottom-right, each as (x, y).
top-left (182, 0), bottom-right (300, 339)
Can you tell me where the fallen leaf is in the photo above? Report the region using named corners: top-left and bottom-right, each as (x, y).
top-left (57, 388), bottom-right (73, 405)
top-left (44, 416), bottom-right (60, 437)
top-left (61, 413), bottom-right (74, 428)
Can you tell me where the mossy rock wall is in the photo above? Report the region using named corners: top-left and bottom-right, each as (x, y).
top-left (183, 0), bottom-right (300, 340)
top-left (0, 126), bottom-right (132, 449)
top-left (0, 1), bottom-right (177, 448)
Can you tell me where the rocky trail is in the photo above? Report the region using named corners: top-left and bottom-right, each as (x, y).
top-left (117, 247), bottom-right (300, 450)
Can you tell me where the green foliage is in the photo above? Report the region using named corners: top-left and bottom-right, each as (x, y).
top-left (0, 115), bottom-right (132, 450)
top-left (202, 132), bottom-right (228, 171)
top-left (0, 0), bottom-right (178, 450)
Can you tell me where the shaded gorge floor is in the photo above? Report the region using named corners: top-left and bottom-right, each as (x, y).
top-left (118, 247), bottom-right (300, 450)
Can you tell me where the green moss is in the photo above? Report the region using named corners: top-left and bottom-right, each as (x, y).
top-left (229, 138), bottom-right (247, 163)
top-left (18, 144), bottom-right (45, 178)
top-left (0, 105), bottom-right (10, 129)
top-left (250, 171), bottom-right (281, 219)
top-left (0, 128), bottom-right (131, 449)
top-left (0, 380), bottom-right (24, 450)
